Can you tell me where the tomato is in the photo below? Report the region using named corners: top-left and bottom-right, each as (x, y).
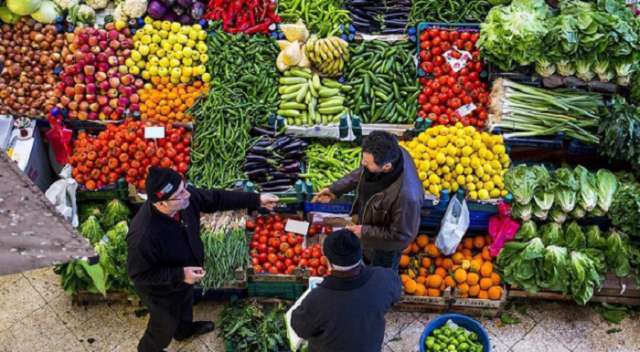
top-left (311, 249), bottom-right (321, 259)
top-left (267, 253), bottom-right (278, 264)
top-left (254, 264), bottom-right (263, 273)
top-left (246, 220), bottom-right (256, 230)
top-left (279, 234), bottom-right (288, 244)
top-left (279, 242), bottom-right (290, 252)
top-left (258, 235), bottom-right (267, 244)
top-left (287, 235), bottom-right (297, 246)
top-left (296, 236), bottom-right (304, 244)
top-left (460, 32), bottom-right (470, 41)
top-left (268, 266), bottom-right (279, 274)
top-left (299, 259), bottom-right (308, 268)
top-left (275, 261), bottom-right (285, 272)
top-left (286, 265), bottom-right (297, 274)
top-left (285, 248), bottom-right (294, 258)
top-left (317, 266), bottom-right (327, 276)
top-left (293, 245), bottom-right (303, 255)
top-left (251, 258), bottom-right (260, 266)
top-left (301, 250), bottom-right (311, 259)
top-left (309, 268), bottom-right (317, 276)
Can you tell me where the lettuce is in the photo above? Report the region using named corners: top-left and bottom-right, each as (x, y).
top-left (550, 206), bottom-right (567, 224)
top-left (535, 58), bottom-right (556, 77)
top-left (540, 222), bottom-right (563, 246)
top-left (575, 58), bottom-right (595, 81)
top-left (593, 57), bottom-right (611, 82)
top-left (497, 238), bottom-right (545, 292)
top-left (595, 169), bottom-right (617, 212)
top-left (505, 164), bottom-right (538, 205)
top-left (516, 220), bottom-right (538, 241)
top-left (512, 202), bottom-right (533, 221)
top-left (532, 165), bottom-right (555, 211)
top-left (79, 215), bottom-right (104, 246)
top-left (555, 168), bottom-right (579, 212)
top-left (606, 230), bottom-right (631, 278)
top-left (575, 166), bottom-right (597, 211)
top-left (570, 205), bottom-right (586, 219)
top-left (585, 225), bottom-right (607, 250)
top-left (539, 245), bottom-right (569, 293)
top-left (556, 59), bottom-right (576, 76)
top-left (533, 205), bottom-right (549, 221)
top-left (102, 199), bottom-right (130, 229)
top-left (568, 250), bottom-right (604, 305)
top-left (609, 180), bottom-right (640, 238)
top-left (565, 221), bottom-right (586, 251)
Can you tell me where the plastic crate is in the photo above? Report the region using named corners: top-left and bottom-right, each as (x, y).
top-left (247, 280), bottom-right (307, 301)
top-left (502, 135), bottom-right (565, 151)
top-left (303, 201), bottom-right (353, 214)
top-left (76, 178), bottom-right (129, 201)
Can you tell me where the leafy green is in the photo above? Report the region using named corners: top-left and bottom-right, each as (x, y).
top-left (497, 238), bottom-right (545, 292)
top-left (565, 221), bottom-right (587, 251)
top-left (95, 221), bottom-right (134, 293)
top-left (540, 222), bottom-right (563, 246)
top-left (78, 202), bottom-right (102, 223)
top-left (539, 245), bottom-right (569, 293)
top-left (79, 215), bottom-right (104, 246)
top-left (201, 226), bottom-right (249, 290)
top-left (555, 168), bottom-right (579, 213)
top-left (516, 220), bottom-right (538, 241)
top-left (218, 300), bottom-right (288, 352)
top-left (599, 97), bottom-right (640, 175)
top-left (505, 164), bottom-right (538, 205)
top-left (512, 202), bottom-right (533, 221)
top-left (532, 165), bottom-right (555, 212)
top-left (609, 179), bottom-right (640, 239)
top-left (595, 303), bottom-right (632, 324)
top-left (53, 259), bottom-right (107, 296)
top-left (570, 205), bottom-right (586, 219)
top-left (550, 206), bottom-right (567, 224)
top-left (595, 169), bottom-right (618, 212)
top-left (102, 199), bottom-right (130, 229)
top-left (568, 250), bottom-right (604, 305)
top-left (575, 166), bottom-right (598, 211)
top-left (606, 229), bottom-right (631, 278)
top-left (585, 225), bottom-right (607, 250)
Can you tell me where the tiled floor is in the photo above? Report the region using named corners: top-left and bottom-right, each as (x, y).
top-left (1, 267), bottom-right (639, 352)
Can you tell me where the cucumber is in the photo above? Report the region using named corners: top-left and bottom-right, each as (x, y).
top-left (277, 109), bottom-right (301, 117)
top-left (289, 68), bottom-right (312, 79)
top-left (322, 79), bottom-right (342, 89)
top-left (308, 79), bottom-right (318, 97)
top-left (280, 102), bottom-right (306, 110)
top-left (318, 106), bottom-right (344, 115)
top-left (280, 91), bottom-right (299, 101)
top-left (340, 85), bottom-right (353, 93)
top-left (312, 74), bottom-right (321, 92)
top-left (279, 84), bottom-right (304, 95)
top-left (318, 98), bottom-right (344, 109)
top-left (279, 77), bottom-right (308, 85)
top-left (296, 84), bottom-right (309, 103)
top-left (319, 87), bottom-right (340, 98)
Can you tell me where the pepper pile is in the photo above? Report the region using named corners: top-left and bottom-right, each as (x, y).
top-left (418, 27), bottom-right (489, 128)
top-left (204, 0), bottom-right (280, 34)
top-left (69, 121), bottom-right (191, 190)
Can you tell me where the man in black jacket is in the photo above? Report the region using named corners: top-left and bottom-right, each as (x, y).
top-left (291, 229), bottom-right (402, 352)
top-left (313, 131), bottom-right (424, 270)
top-left (127, 167), bottom-right (278, 352)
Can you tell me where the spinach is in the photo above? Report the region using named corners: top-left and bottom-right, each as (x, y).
top-left (599, 97), bottom-right (640, 173)
top-left (218, 300), bottom-right (290, 351)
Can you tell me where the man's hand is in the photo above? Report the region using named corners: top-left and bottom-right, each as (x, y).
top-left (312, 188), bottom-right (336, 203)
top-left (260, 193), bottom-right (279, 211)
top-left (183, 267), bottom-right (205, 285)
top-left (346, 225), bottom-right (362, 237)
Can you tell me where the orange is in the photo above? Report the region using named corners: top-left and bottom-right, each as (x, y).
top-left (400, 274), bottom-right (410, 284)
top-left (422, 257), bottom-right (432, 269)
top-left (491, 272), bottom-right (501, 286)
top-left (482, 247), bottom-right (492, 261)
top-left (426, 244), bottom-right (440, 257)
top-left (444, 276), bottom-right (455, 288)
top-left (416, 235), bottom-right (429, 248)
top-left (399, 255), bottom-right (410, 268)
top-left (469, 284), bottom-right (480, 297)
top-left (417, 276), bottom-right (427, 285)
top-left (452, 252), bottom-right (464, 264)
top-left (454, 269), bottom-right (467, 284)
top-left (480, 262), bottom-right (493, 278)
top-left (435, 257), bottom-right (443, 267)
top-left (442, 258), bottom-right (454, 270)
top-left (478, 290), bottom-right (489, 300)
top-left (479, 278), bottom-right (492, 290)
top-left (462, 248), bottom-right (473, 259)
top-left (427, 275), bottom-right (443, 289)
top-left (404, 279), bottom-right (417, 294)
top-left (418, 268), bottom-right (428, 276)
top-left (457, 283), bottom-right (469, 294)
top-left (427, 288), bottom-right (441, 297)
top-left (473, 236), bottom-right (486, 249)
top-left (488, 286), bottom-right (502, 300)
top-left (463, 237), bottom-right (474, 249)
top-left (470, 259), bottom-right (482, 273)
top-left (410, 243), bottom-right (420, 254)
top-left (467, 272), bottom-right (480, 286)
top-left (435, 267), bottom-right (447, 278)
top-left (458, 292), bottom-right (469, 298)
top-left (415, 283), bottom-right (427, 296)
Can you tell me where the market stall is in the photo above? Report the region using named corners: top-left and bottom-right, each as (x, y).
top-left (2, 0), bottom-right (640, 350)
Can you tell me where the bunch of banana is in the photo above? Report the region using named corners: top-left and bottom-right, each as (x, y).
top-left (305, 35), bottom-right (350, 77)
top-left (277, 67), bottom-right (352, 126)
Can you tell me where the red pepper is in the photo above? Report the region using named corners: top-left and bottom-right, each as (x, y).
top-left (245, 21), bottom-right (271, 34)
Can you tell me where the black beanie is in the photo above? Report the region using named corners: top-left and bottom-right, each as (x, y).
top-left (323, 229), bottom-right (362, 267)
top-left (146, 166), bottom-right (183, 203)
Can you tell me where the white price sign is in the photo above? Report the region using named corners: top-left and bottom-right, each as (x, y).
top-left (144, 126), bottom-right (165, 139)
top-left (285, 219), bottom-right (310, 235)
top-left (443, 48), bottom-right (472, 73)
top-left (456, 103), bottom-right (477, 117)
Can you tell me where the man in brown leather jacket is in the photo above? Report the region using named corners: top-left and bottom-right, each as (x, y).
top-left (313, 131), bottom-right (424, 270)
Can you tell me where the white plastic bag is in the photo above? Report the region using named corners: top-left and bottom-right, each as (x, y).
top-left (45, 164), bottom-right (79, 227)
top-left (435, 197), bottom-right (470, 256)
top-left (285, 276), bottom-right (324, 351)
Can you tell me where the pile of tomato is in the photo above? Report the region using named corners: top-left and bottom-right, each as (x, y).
top-left (417, 28), bottom-right (490, 128)
top-left (69, 120), bottom-right (191, 190)
top-left (247, 215), bottom-right (331, 276)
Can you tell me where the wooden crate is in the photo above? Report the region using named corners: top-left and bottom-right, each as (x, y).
top-left (393, 289), bottom-right (451, 313)
top-left (449, 286), bottom-right (508, 318)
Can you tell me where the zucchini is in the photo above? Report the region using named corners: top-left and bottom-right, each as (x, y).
top-left (319, 87), bottom-right (340, 98)
top-left (279, 77), bottom-right (308, 85)
top-left (279, 84), bottom-right (304, 95)
top-left (280, 102), bottom-right (306, 110)
top-left (278, 109), bottom-right (301, 117)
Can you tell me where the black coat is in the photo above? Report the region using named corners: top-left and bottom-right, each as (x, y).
top-left (126, 185), bottom-right (259, 297)
top-left (291, 266), bottom-right (402, 352)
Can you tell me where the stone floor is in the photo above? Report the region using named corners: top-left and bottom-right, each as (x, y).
top-left (1, 267), bottom-right (639, 352)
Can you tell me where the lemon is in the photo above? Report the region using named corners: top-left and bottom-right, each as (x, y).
top-left (427, 139), bottom-right (438, 149)
top-left (136, 59), bottom-right (146, 69)
top-left (442, 166), bottom-right (451, 175)
top-left (460, 157), bottom-right (470, 167)
top-left (455, 165), bottom-right (464, 174)
top-left (467, 183), bottom-right (476, 192)
top-left (197, 42), bottom-right (207, 53)
top-left (158, 67), bottom-right (168, 77)
top-left (161, 20), bottom-right (171, 31)
top-left (142, 70), bottom-right (151, 80)
top-left (464, 167), bottom-right (473, 175)
top-left (478, 189), bottom-right (490, 200)
top-left (456, 175), bottom-right (466, 185)
top-left (118, 65), bottom-right (128, 74)
top-left (446, 157), bottom-right (455, 167)
top-left (429, 174), bottom-right (440, 184)
top-left (170, 58), bottom-right (181, 67)
top-left (477, 182), bottom-right (484, 189)
top-left (466, 175), bottom-right (474, 183)
top-left (436, 135), bottom-right (448, 147)
top-left (469, 191), bottom-right (478, 200)
top-left (159, 30), bottom-right (168, 39)
top-left (180, 76), bottom-right (191, 84)
top-left (462, 146), bottom-right (473, 156)
top-left (125, 58), bottom-right (135, 67)
top-left (115, 20), bottom-right (127, 30)
top-left (144, 83), bottom-right (153, 90)
top-left (156, 49), bottom-right (166, 57)
top-left (451, 183), bottom-right (459, 192)
top-left (178, 33), bottom-right (188, 43)
top-left (472, 139), bottom-right (483, 150)
top-left (435, 152), bottom-right (446, 164)
top-left (143, 24), bottom-right (154, 32)
top-left (152, 34), bottom-right (162, 43)
top-left (490, 189), bottom-right (501, 198)
top-left (141, 35), bottom-right (152, 45)
top-left (201, 73), bottom-right (211, 82)
top-left (482, 174), bottom-right (491, 182)
top-left (171, 76), bottom-right (180, 84)
top-left (198, 30), bottom-right (207, 40)
top-left (171, 22), bottom-right (181, 33)
top-left (173, 43), bottom-right (183, 52)
top-left (493, 144), bottom-right (506, 154)
top-left (139, 45), bottom-right (150, 56)
top-left (443, 181), bottom-right (451, 189)
top-left (501, 190), bottom-right (509, 197)
top-left (159, 57), bottom-right (169, 68)
top-left (429, 185), bottom-right (439, 195)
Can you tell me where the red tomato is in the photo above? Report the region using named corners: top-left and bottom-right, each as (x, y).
top-left (267, 253), bottom-right (277, 264)
top-left (258, 253), bottom-right (267, 263)
top-left (268, 266), bottom-right (279, 274)
top-left (317, 266), bottom-right (327, 276)
top-left (299, 259), bottom-right (308, 268)
top-left (279, 242), bottom-right (290, 252)
top-left (275, 261), bottom-right (285, 271)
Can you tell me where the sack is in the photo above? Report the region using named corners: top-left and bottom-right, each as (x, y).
top-left (44, 164), bottom-right (79, 227)
top-left (436, 197), bottom-right (470, 256)
top-left (488, 201), bottom-right (520, 257)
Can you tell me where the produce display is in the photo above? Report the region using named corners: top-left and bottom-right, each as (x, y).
top-left (203, 0), bottom-right (280, 34)
top-left (424, 322), bottom-right (484, 352)
top-left (243, 134), bottom-right (307, 192)
top-left (479, 0), bottom-right (640, 84)
top-left (69, 120), bottom-right (191, 190)
top-left (187, 32), bottom-right (278, 188)
top-left (130, 18), bottom-right (210, 82)
top-left (301, 143), bottom-right (361, 192)
top-left (609, 175), bottom-right (640, 240)
top-left (400, 234), bottom-right (503, 300)
top-left (277, 0), bottom-right (351, 37)
top-left (277, 68), bottom-right (351, 126)
top-left (599, 97), bottom-right (640, 172)
top-left (505, 165), bottom-right (618, 223)
top-left (218, 300), bottom-right (289, 352)
top-left (248, 215), bottom-right (329, 276)
top-left (146, 0), bottom-right (207, 24)
top-left (346, 0), bottom-right (410, 35)
top-left (346, 40), bottom-right (419, 123)
top-left (0, 19), bottom-right (63, 117)
top-left (410, 0), bottom-right (492, 25)
top-left (489, 79), bottom-right (604, 144)
top-left (201, 220), bottom-right (248, 290)
top-left (418, 27), bottom-right (489, 127)
top-left (401, 124), bottom-right (509, 199)
top-left (139, 78), bottom-right (208, 122)
top-left (56, 23), bottom-right (141, 120)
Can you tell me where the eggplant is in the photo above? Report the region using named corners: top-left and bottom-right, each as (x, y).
top-left (270, 135), bottom-right (292, 151)
top-left (243, 161), bottom-right (270, 171)
top-left (251, 126), bottom-right (277, 137)
top-left (245, 154), bottom-right (269, 164)
top-left (281, 161), bottom-right (301, 173)
top-left (280, 140), bottom-right (306, 153)
top-left (248, 146), bottom-right (272, 156)
top-left (260, 178), bottom-right (294, 188)
top-left (271, 171), bottom-right (299, 180)
top-left (260, 185), bottom-right (293, 193)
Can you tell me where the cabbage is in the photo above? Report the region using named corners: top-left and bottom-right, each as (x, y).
top-left (102, 199), bottom-right (130, 229)
top-left (568, 250), bottom-right (603, 305)
top-left (539, 245), bottom-right (569, 293)
top-left (7, 0), bottom-right (42, 15)
top-left (505, 164), bottom-right (538, 205)
top-left (31, 0), bottom-right (61, 23)
top-left (595, 169), bottom-right (617, 212)
top-left (516, 220), bottom-right (538, 241)
top-left (555, 168), bottom-right (578, 212)
top-left (606, 230), bottom-right (631, 278)
top-left (541, 222), bottom-right (563, 246)
top-left (575, 166), bottom-right (597, 211)
top-left (79, 215), bottom-right (104, 246)
top-left (0, 6), bottom-right (21, 23)
top-left (565, 221), bottom-right (586, 251)
top-left (585, 225), bottom-right (606, 250)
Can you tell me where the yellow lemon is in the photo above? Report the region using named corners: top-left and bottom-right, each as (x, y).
top-left (478, 189), bottom-right (490, 200)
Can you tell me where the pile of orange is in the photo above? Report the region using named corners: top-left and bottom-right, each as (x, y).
top-left (139, 77), bottom-right (209, 123)
top-left (399, 234), bottom-right (503, 300)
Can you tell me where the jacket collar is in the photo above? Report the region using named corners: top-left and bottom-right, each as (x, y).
top-left (319, 266), bottom-right (375, 291)
top-left (148, 201), bottom-right (182, 224)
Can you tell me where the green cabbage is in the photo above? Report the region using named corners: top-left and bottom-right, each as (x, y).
top-left (541, 222), bottom-right (563, 246)
top-left (539, 245), bottom-right (569, 293)
top-left (7, 0), bottom-right (42, 15)
top-left (31, 0), bottom-right (60, 23)
top-left (585, 225), bottom-right (606, 250)
top-left (79, 215), bottom-right (104, 246)
top-left (575, 166), bottom-right (597, 211)
top-left (516, 220), bottom-right (538, 241)
top-left (565, 221), bottom-right (586, 251)
top-left (606, 230), bottom-right (631, 278)
top-left (505, 164), bottom-right (538, 205)
top-left (555, 168), bottom-right (579, 212)
top-left (102, 199), bottom-right (130, 229)
top-left (595, 169), bottom-right (617, 212)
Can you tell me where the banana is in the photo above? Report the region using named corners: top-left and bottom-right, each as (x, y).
top-left (308, 78), bottom-right (318, 97)
top-left (314, 40), bottom-right (326, 61)
top-left (312, 74), bottom-right (321, 92)
top-left (327, 37), bottom-right (343, 56)
top-left (322, 38), bottom-right (337, 59)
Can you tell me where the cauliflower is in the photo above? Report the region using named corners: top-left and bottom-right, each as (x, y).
top-left (53, 0), bottom-right (80, 10)
top-left (122, 0), bottom-right (146, 18)
top-left (68, 4), bottom-right (95, 25)
top-left (84, 0), bottom-right (108, 10)
top-left (113, 2), bottom-right (126, 21)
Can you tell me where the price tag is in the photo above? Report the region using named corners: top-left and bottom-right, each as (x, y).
top-left (456, 103), bottom-right (477, 117)
top-left (443, 49), bottom-right (472, 73)
top-left (144, 126), bottom-right (165, 139)
top-left (285, 219), bottom-right (310, 235)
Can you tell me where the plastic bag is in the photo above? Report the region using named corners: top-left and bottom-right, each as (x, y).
top-left (45, 112), bottom-right (72, 165)
top-left (488, 201), bottom-right (520, 257)
top-left (45, 164), bottom-right (79, 227)
top-left (436, 197), bottom-right (470, 256)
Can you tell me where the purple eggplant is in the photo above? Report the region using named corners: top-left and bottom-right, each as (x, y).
top-left (179, 14), bottom-right (192, 24)
top-left (147, 0), bottom-right (168, 19)
top-left (177, 0), bottom-right (193, 8)
top-left (192, 1), bottom-right (206, 20)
